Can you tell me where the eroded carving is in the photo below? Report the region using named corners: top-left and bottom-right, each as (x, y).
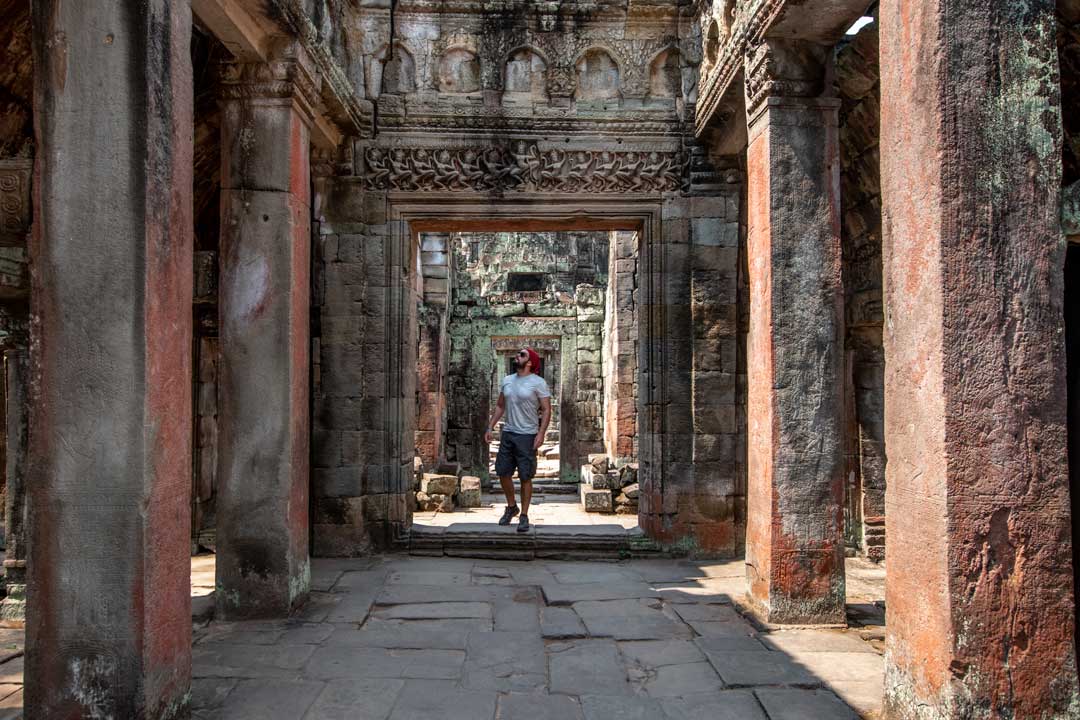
top-left (505, 48), bottom-right (548, 96)
top-left (575, 49), bottom-right (621, 101)
top-left (360, 143), bottom-right (686, 193)
top-left (439, 47), bottom-right (482, 93)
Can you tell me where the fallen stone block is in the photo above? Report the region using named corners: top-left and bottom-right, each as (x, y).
top-left (458, 476), bottom-right (482, 508)
top-left (588, 453), bottom-right (609, 475)
top-left (623, 483), bottom-right (639, 500)
top-left (619, 463), bottom-right (638, 487)
top-left (421, 473), bottom-right (459, 496)
top-left (580, 484), bottom-right (613, 513)
top-left (592, 470), bottom-right (621, 491)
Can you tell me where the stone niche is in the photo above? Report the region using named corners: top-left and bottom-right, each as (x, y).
top-left (505, 48), bottom-right (548, 97)
top-left (439, 47), bottom-right (482, 94)
top-left (575, 48), bottom-right (621, 101)
top-left (371, 43), bottom-right (416, 96)
top-left (649, 48), bottom-right (682, 99)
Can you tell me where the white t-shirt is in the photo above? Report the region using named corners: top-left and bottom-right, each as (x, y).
top-left (500, 373), bottom-right (551, 435)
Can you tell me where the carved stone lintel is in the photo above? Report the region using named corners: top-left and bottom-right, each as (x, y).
top-left (359, 142), bottom-right (688, 194)
top-left (0, 160), bottom-right (32, 241)
top-left (219, 54), bottom-right (323, 121)
top-left (744, 39), bottom-right (829, 120)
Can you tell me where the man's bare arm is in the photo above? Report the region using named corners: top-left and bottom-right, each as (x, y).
top-left (534, 396), bottom-right (552, 450)
top-left (484, 393), bottom-right (506, 444)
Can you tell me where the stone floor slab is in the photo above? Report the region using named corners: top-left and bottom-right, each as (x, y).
top-left (215, 678), bottom-right (324, 720)
top-left (387, 570), bottom-right (472, 586)
top-left (639, 661), bottom-right (725, 698)
top-left (304, 678), bottom-right (405, 720)
top-left (189, 678), bottom-right (237, 712)
top-left (580, 694), bottom-right (665, 720)
top-left (548, 640), bottom-right (632, 697)
top-left (497, 692), bottom-right (585, 720)
top-left (376, 584), bottom-right (496, 605)
top-left (305, 645), bottom-right (465, 680)
top-left (371, 602), bottom-right (492, 620)
top-left (760, 629), bottom-right (878, 654)
top-left (541, 582), bottom-right (659, 605)
top-left (362, 616), bottom-right (494, 633)
top-left (193, 643), bottom-right (316, 679)
top-left (549, 563), bottom-right (644, 585)
top-left (573, 599), bottom-right (693, 640)
top-left (494, 597), bottom-right (541, 633)
top-left (329, 624), bottom-right (471, 650)
top-left (653, 577), bottom-right (744, 604)
top-left (463, 631), bottom-right (547, 693)
top-left (618, 639), bottom-right (707, 668)
top-left (754, 688), bottom-right (860, 720)
top-left (660, 690), bottom-right (769, 720)
top-left (541, 606), bottom-right (588, 638)
top-left (703, 650), bottom-right (820, 688)
top-left (388, 679), bottom-right (497, 720)
top-left (781, 650), bottom-right (885, 684)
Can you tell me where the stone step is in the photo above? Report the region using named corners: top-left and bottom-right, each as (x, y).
top-left (408, 523), bottom-right (665, 560)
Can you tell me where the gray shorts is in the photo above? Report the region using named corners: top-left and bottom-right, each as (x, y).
top-left (494, 431), bottom-right (538, 482)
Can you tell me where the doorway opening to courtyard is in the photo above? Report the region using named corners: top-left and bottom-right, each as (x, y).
top-left (409, 224), bottom-right (642, 541)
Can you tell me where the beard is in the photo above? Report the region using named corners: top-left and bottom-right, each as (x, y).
top-left (512, 358), bottom-right (524, 370)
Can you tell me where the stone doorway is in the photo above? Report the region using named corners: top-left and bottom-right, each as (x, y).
top-left (406, 220), bottom-right (641, 541)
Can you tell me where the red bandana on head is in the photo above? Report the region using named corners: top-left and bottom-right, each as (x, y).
top-left (524, 347), bottom-right (541, 374)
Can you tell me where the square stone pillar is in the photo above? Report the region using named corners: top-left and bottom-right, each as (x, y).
top-left (216, 52), bottom-right (316, 619)
top-left (743, 40), bottom-right (846, 624)
top-left (27, 2), bottom-right (193, 716)
top-left (880, 0), bottom-right (1080, 715)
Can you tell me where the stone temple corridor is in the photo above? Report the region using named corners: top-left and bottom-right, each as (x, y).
top-left (1, 0), bottom-right (1079, 717)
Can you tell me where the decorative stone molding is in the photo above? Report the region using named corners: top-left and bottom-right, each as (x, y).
top-left (743, 40), bottom-right (825, 118)
top-left (265, 0), bottom-right (372, 136)
top-left (219, 56), bottom-right (323, 117)
top-left (359, 143), bottom-right (687, 193)
top-left (0, 160), bottom-right (31, 240)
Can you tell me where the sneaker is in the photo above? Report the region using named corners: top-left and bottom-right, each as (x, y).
top-left (517, 514), bottom-right (531, 533)
top-left (498, 505), bottom-right (520, 526)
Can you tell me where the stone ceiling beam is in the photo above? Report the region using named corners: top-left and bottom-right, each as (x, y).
top-left (696, 0), bottom-right (872, 136)
top-left (191, 0), bottom-right (277, 62)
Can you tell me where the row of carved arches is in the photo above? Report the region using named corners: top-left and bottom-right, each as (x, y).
top-left (369, 43), bottom-right (685, 101)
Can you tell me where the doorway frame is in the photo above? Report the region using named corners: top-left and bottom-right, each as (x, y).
top-left (386, 197), bottom-right (664, 537)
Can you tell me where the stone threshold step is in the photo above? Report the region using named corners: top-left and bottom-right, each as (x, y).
top-left (408, 522), bottom-right (666, 560)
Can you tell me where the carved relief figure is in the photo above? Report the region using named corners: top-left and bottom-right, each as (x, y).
top-left (505, 48), bottom-right (548, 97)
top-left (371, 43), bottom-right (416, 97)
top-left (574, 49), bottom-right (621, 101)
top-left (649, 48), bottom-right (682, 99)
top-left (439, 48), bottom-right (482, 94)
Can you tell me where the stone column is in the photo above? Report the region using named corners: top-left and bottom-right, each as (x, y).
top-left (742, 39), bottom-right (846, 624)
top-left (27, 2), bottom-right (193, 716)
top-left (0, 350), bottom-right (27, 625)
top-left (880, 0), bottom-right (1080, 715)
top-left (216, 51), bottom-right (315, 619)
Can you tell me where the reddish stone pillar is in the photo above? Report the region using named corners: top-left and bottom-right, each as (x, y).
top-left (880, 0), bottom-right (1080, 715)
top-left (27, 1), bottom-right (193, 715)
top-left (216, 50), bottom-right (314, 619)
top-left (743, 39), bottom-right (846, 624)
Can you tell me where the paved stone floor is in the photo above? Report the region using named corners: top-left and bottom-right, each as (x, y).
top-left (414, 494), bottom-right (639, 529)
top-left (0, 555), bottom-right (886, 719)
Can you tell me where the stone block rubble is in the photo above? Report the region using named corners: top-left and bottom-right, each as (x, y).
top-left (580, 454), bottom-right (638, 515)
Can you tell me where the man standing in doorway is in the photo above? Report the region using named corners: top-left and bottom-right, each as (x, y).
top-left (485, 347), bottom-right (552, 532)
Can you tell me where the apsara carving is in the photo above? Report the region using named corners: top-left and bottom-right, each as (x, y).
top-left (360, 143), bottom-right (687, 193)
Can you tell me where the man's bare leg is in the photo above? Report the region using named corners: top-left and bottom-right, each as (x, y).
top-left (520, 479), bottom-right (532, 517)
top-left (498, 474), bottom-right (518, 508)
